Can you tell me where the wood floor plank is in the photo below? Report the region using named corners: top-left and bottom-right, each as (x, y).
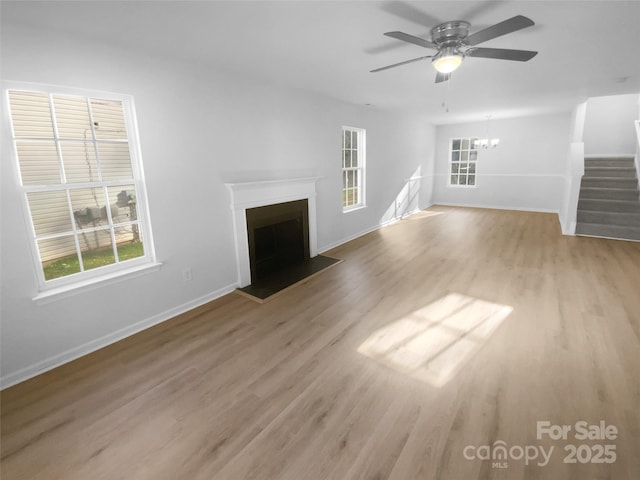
top-left (2, 206), bottom-right (639, 479)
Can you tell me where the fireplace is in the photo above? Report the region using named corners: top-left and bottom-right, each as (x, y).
top-left (246, 199), bottom-right (310, 284)
top-left (225, 177), bottom-right (320, 288)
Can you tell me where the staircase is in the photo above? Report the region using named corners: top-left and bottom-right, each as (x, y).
top-left (576, 156), bottom-right (640, 241)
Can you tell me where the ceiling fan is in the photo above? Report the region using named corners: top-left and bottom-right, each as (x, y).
top-left (371, 15), bottom-right (538, 83)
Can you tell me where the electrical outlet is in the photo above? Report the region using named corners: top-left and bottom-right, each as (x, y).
top-left (182, 268), bottom-right (193, 283)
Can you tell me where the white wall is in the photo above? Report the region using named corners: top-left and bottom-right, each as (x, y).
top-left (432, 114), bottom-right (571, 213)
top-left (0, 23), bottom-right (435, 386)
top-left (583, 94), bottom-right (639, 156)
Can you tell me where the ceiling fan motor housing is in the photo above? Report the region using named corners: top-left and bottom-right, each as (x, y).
top-left (430, 21), bottom-right (470, 45)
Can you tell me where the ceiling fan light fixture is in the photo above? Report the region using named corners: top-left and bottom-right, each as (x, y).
top-left (432, 48), bottom-right (463, 74)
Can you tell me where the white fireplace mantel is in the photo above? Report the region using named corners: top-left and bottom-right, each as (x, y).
top-left (225, 177), bottom-right (321, 287)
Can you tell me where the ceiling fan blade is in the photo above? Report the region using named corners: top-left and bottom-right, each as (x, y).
top-left (371, 55), bottom-right (433, 73)
top-left (384, 31), bottom-right (438, 50)
top-left (380, 1), bottom-right (442, 28)
top-left (466, 15), bottom-right (534, 46)
top-left (435, 72), bottom-right (451, 83)
top-left (466, 47), bottom-right (537, 61)
top-left (459, 0), bottom-right (505, 23)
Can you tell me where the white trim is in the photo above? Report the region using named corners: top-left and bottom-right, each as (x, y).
top-left (342, 204), bottom-right (367, 214)
top-left (434, 173), bottom-right (565, 179)
top-left (448, 137), bottom-right (478, 187)
top-left (225, 177), bottom-right (320, 287)
top-left (33, 261), bottom-right (163, 304)
top-left (320, 205), bottom-right (427, 253)
top-left (0, 282), bottom-right (238, 390)
top-left (433, 202), bottom-right (560, 214)
top-left (342, 126), bottom-right (366, 211)
top-left (584, 153), bottom-right (635, 158)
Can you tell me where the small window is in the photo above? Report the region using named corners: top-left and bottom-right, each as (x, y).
top-left (449, 137), bottom-right (478, 187)
top-left (342, 127), bottom-right (366, 210)
top-left (5, 83), bottom-right (156, 291)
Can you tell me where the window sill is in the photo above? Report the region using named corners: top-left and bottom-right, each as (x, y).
top-left (343, 204), bottom-right (367, 214)
top-left (447, 185), bottom-right (477, 189)
top-left (33, 261), bottom-right (163, 305)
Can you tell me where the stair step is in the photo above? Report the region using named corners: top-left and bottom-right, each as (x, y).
top-left (578, 198), bottom-right (640, 213)
top-left (581, 177), bottom-right (639, 189)
top-left (585, 157), bottom-right (635, 168)
top-left (579, 187), bottom-right (639, 200)
top-left (575, 223), bottom-right (640, 242)
top-left (583, 167), bottom-right (637, 178)
top-left (577, 210), bottom-right (640, 227)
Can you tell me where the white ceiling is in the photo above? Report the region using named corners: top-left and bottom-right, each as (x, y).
top-left (3, 0), bottom-right (640, 124)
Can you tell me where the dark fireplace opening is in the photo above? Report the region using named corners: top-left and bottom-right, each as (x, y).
top-left (246, 199), bottom-right (310, 284)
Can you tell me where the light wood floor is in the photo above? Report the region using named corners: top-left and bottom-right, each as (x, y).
top-left (2, 206), bottom-right (639, 480)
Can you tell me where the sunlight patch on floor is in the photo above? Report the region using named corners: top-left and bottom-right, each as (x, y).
top-left (357, 293), bottom-right (513, 387)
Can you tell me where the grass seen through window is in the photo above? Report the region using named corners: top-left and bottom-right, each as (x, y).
top-left (43, 241), bottom-right (144, 280)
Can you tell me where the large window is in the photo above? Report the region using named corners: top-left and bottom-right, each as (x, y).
top-left (342, 126), bottom-right (366, 211)
top-left (449, 137), bottom-right (478, 187)
top-left (5, 83), bottom-right (156, 292)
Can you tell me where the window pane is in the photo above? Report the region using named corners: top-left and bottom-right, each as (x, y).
top-left (344, 130), bottom-right (351, 149)
top-left (452, 151), bottom-right (460, 162)
top-left (450, 175), bottom-right (459, 185)
top-left (79, 228), bottom-right (115, 270)
top-left (469, 150), bottom-right (478, 161)
top-left (459, 162), bottom-right (468, 173)
top-left (9, 91), bottom-right (54, 138)
top-left (344, 150), bottom-right (351, 168)
top-left (461, 139), bottom-right (469, 150)
top-left (27, 190), bottom-right (72, 236)
top-left (468, 175), bottom-right (476, 186)
top-left (452, 139), bottom-right (461, 150)
top-left (97, 142), bottom-right (133, 180)
top-left (469, 163), bottom-right (476, 174)
top-left (15, 141), bottom-right (60, 185)
top-left (344, 189), bottom-right (352, 207)
top-left (115, 224), bottom-right (143, 255)
top-left (352, 131), bottom-right (358, 149)
top-left (459, 175), bottom-right (468, 185)
top-left (352, 188), bottom-right (359, 205)
top-left (107, 185), bottom-right (138, 225)
top-left (461, 150), bottom-right (469, 161)
top-left (451, 163), bottom-right (459, 174)
top-left (39, 235), bottom-right (80, 280)
top-left (61, 141), bottom-right (99, 183)
top-left (347, 170), bottom-right (355, 188)
top-left (69, 188), bottom-right (110, 229)
top-left (53, 95), bottom-right (91, 139)
top-left (91, 99), bottom-right (128, 140)
top-left (352, 150), bottom-right (358, 167)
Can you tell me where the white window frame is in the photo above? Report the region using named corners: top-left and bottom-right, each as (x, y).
top-left (448, 137), bottom-right (478, 188)
top-left (3, 81), bottom-right (159, 299)
top-left (342, 126), bottom-right (366, 212)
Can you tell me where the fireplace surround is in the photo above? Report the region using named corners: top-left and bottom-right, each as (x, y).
top-left (225, 177), bottom-right (320, 288)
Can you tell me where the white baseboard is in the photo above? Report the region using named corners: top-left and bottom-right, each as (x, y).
top-left (319, 206), bottom-right (426, 254)
top-left (433, 202), bottom-right (560, 214)
top-left (584, 153), bottom-right (635, 158)
top-left (0, 283), bottom-right (238, 390)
